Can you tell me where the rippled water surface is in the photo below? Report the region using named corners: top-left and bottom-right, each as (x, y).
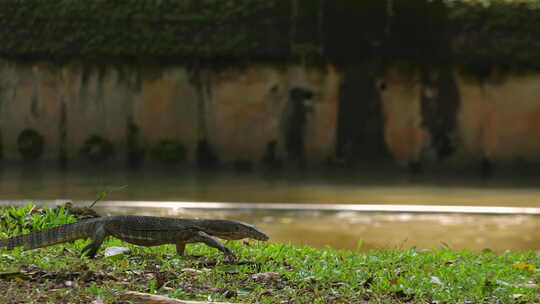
top-left (2, 165), bottom-right (540, 252)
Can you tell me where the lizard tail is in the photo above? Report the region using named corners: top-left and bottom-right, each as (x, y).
top-left (0, 218), bottom-right (102, 250)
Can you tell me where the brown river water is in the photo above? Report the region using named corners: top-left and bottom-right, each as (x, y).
top-left (2, 165), bottom-right (540, 252)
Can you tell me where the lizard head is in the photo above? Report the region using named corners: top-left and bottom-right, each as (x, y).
top-left (203, 220), bottom-right (269, 241)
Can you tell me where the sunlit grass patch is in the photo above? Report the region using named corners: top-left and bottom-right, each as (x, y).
top-left (0, 204), bottom-right (539, 303)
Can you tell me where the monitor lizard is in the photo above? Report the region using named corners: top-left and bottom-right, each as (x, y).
top-left (0, 215), bottom-right (269, 259)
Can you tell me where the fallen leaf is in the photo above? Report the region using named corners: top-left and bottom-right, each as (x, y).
top-left (121, 291), bottom-right (240, 304)
top-left (496, 280), bottom-right (512, 287)
top-left (431, 276), bottom-right (443, 285)
top-left (303, 276), bottom-right (317, 283)
top-left (514, 263), bottom-right (536, 271)
top-left (181, 268), bottom-right (203, 274)
top-left (0, 271), bottom-right (31, 281)
top-left (15, 277), bottom-right (26, 283)
top-left (222, 289), bottom-right (237, 299)
top-left (217, 265), bottom-right (241, 274)
top-left (237, 288), bottom-right (252, 295)
top-left (1, 254), bottom-right (15, 261)
top-left (496, 280), bottom-right (537, 288)
top-left (103, 246), bottom-right (130, 258)
top-left (251, 272), bottom-right (282, 280)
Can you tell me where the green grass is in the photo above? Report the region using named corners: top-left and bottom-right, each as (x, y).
top-left (1, 204), bottom-right (539, 303)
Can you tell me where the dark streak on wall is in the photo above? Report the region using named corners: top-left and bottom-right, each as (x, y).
top-left (336, 65), bottom-right (389, 164)
top-left (58, 101), bottom-right (67, 167)
top-left (126, 115), bottom-right (145, 168)
top-left (30, 80), bottom-right (39, 119)
top-left (96, 66), bottom-right (106, 117)
top-left (420, 69), bottom-right (460, 161)
top-left (282, 87), bottom-right (313, 167)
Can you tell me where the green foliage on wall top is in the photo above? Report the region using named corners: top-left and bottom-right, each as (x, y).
top-left (448, 0), bottom-right (540, 74)
top-left (0, 0), bottom-right (282, 61)
top-left (0, 0), bottom-right (539, 72)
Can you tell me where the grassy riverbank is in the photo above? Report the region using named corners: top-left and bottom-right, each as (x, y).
top-left (1, 204), bottom-right (539, 303)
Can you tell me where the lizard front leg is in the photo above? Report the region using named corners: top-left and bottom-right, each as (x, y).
top-left (194, 231), bottom-right (235, 258)
top-left (81, 223), bottom-right (106, 259)
top-left (176, 242), bottom-right (186, 256)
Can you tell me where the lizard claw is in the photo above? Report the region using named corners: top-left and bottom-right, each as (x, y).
top-left (223, 248), bottom-right (236, 262)
top-left (224, 253), bottom-right (236, 263)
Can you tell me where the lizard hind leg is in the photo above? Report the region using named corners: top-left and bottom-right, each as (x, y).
top-left (81, 224), bottom-right (106, 259)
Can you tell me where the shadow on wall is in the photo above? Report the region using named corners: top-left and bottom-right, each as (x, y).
top-left (335, 65), bottom-right (388, 166)
top-left (281, 87), bottom-right (314, 168)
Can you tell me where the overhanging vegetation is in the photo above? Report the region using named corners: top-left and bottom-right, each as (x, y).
top-left (0, 0), bottom-right (539, 74)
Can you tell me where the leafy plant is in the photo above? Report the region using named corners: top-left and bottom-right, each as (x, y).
top-left (0, 202), bottom-right (76, 237)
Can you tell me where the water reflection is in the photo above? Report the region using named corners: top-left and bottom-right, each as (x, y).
top-left (2, 165), bottom-right (540, 206)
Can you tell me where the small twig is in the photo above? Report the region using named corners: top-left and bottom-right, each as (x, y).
top-left (120, 291), bottom-right (240, 304)
top-left (89, 185), bottom-right (128, 208)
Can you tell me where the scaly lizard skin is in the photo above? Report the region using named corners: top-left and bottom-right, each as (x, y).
top-left (0, 215), bottom-right (269, 258)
